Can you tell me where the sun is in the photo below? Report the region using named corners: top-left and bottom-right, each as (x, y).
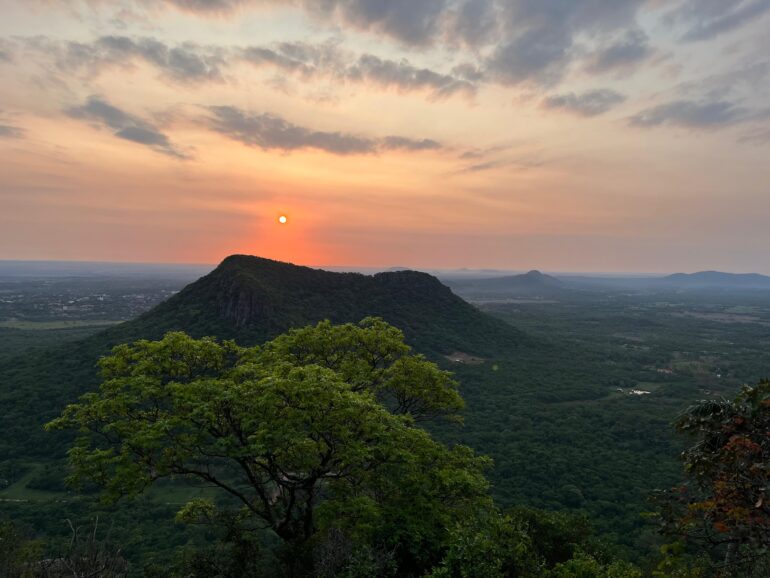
top-left (278, 215), bottom-right (288, 224)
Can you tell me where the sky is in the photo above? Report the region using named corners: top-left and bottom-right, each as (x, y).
top-left (0, 0), bottom-right (769, 273)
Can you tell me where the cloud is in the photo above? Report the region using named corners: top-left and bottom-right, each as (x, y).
top-left (482, 0), bottom-right (647, 86)
top-left (449, 0), bottom-right (498, 46)
top-left (458, 159), bottom-right (508, 173)
top-left (0, 124), bottom-right (24, 139)
top-left (380, 136), bottom-right (442, 151)
top-left (241, 44), bottom-right (318, 76)
top-left (105, 0), bottom-right (648, 89)
top-left (485, 27), bottom-right (571, 87)
top-left (668, 0), bottom-right (770, 42)
top-left (586, 29), bottom-right (651, 73)
top-left (347, 54), bottom-right (475, 97)
top-left (97, 36), bottom-right (225, 82)
top-left (456, 154), bottom-right (544, 174)
top-left (308, 0), bottom-right (448, 46)
top-left (155, 0), bottom-right (449, 45)
top-left (25, 35), bottom-right (225, 84)
top-left (542, 89), bottom-right (626, 117)
top-left (22, 35), bottom-right (473, 99)
top-left (67, 96), bottom-right (187, 158)
top-left (242, 42), bottom-right (475, 98)
top-left (165, 0), bottom-right (249, 12)
top-left (206, 105), bottom-right (442, 155)
top-left (739, 126), bottom-right (770, 145)
top-left (628, 99), bottom-right (749, 129)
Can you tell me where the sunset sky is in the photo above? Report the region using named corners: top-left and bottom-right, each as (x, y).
top-left (1, 0), bottom-right (769, 272)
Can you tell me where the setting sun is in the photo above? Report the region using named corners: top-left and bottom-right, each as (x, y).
top-left (278, 215), bottom-right (288, 225)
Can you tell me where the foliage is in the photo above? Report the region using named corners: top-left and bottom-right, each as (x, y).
top-left (654, 380), bottom-right (770, 575)
top-left (427, 508), bottom-right (641, 578)
top-left (0, 516), bottom-right (126, 577)
top-left (46, 321), bottom-right (491, 576)
top-left (0, 518), bottom-right (42, 577)
top-left (550, 551), bottom-right (642, 578)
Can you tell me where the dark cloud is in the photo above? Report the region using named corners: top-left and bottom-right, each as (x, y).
top-left (206, 105), bottom-right (442, 155)
top-left (586, 29), bottom-right (651, 73)
top-left (67, 96), bottom-right (187, 158)
top-left (241, 42), bottom-right (475, 98)
top-left (483, 0), bottom-right (646, 86)
top-left (668, 0), bottom-right (770, 42)
top-left (347, 54), bottom-right (475, 97)
top-left (628, 99), bottom-right (749, 129)
top-left (164, 0), bottom-right (248, 12)
top-left (94, 36), bottom-right (224, 82)
top-left (448, 0), bottom-right (498, 46)
top-left (33, 35), bottom-right (224, 83)
top-left (485, 26), bottom-right (571, 87)
top-left (542, 89), bottom-right (626, 117)
top-left (310, 0), bottom-right (448, 46)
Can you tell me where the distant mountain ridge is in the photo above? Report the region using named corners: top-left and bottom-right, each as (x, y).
top-left (444, 269), bottom-right (566, 298)
top-left (660, 271), bottom-right (770, 289)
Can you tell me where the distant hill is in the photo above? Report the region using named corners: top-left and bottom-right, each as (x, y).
top-left (0, 255), bottom-right (525, 460)
top-left (445, 270), bottom-right (566, 298)
top-left (660, 271), bottom-right (770, 290)
top-left (555, 270), bottom-right (770, 293)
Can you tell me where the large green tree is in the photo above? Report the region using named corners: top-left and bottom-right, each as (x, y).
top-left (47, 318), bottom-right (490, 576)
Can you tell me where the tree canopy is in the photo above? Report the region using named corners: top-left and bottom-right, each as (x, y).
top-left (46, 318), bottom-right (489, 576)
top-left (654, 379), bottom-right (770, 576)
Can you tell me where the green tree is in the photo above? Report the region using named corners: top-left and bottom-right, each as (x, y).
top-left (654, 379), bottom-right (770, 576)
top-left (47, 319), bottom-right (490, 576)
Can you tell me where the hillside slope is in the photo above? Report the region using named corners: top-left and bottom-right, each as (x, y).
top-left (104, 255), bottom-right (524, 353)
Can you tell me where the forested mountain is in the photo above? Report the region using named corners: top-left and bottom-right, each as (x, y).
top-left (105, 254), bottom-right (525, 353)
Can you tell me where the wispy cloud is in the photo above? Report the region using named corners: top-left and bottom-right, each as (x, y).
top-left (22, 36), bottom-right (225, 85)
top-left (542, 90), bottom-right (626, 117)
top-left (241, 42), bottom-right (475, 98)
top-left (206, 105), bottom-right (441, 155)
top-left (628, 99), bottom-right (752, 129)
top-left (667, 0), bottom-right (770, 42)
top-left (67, 96), bottom-right (188, 158)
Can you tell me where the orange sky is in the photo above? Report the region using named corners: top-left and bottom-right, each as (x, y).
top-left (1, 1), bottom-right (769, 272)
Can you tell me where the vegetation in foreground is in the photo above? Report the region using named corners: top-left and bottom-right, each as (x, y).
top-left (4, 319), bottom-right (642, 577)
